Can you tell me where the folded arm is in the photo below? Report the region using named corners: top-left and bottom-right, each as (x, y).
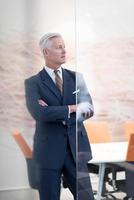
top-left (25, 79), bottom-right (69, 122)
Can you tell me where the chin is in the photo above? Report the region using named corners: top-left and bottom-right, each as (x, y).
top-left (61, 59), bottom-right (66, 64)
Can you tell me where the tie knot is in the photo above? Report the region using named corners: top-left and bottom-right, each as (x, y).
top-left (54, 70), bottom-right (59, 75)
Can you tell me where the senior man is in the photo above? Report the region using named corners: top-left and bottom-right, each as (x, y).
top-left (25, 32), bottom-right (94, 200)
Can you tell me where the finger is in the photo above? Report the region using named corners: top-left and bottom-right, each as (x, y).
top-left (85, 112), bottom-right (89, 118)
top-left (39, 102), bottom-right (45, 106)
top-left (38, 100), bottom-right (48, 106)
top-left (38, 100), bottom-right (47, 105)
top-left (83, 113), bottom-right (86, 118)
top-left (83, 112), bottom-right (89, 119)
top-left (38, 100), bottom-right (44, 105)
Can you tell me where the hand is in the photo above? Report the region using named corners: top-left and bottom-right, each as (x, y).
top-left (38, 99), bottom-right (48, 106)
top-left (68, 105), bottom-right (76, 113)
top-left (77, 102), bottom-right (91, 119)
top-left (83, 111), bottom-right (90, 119)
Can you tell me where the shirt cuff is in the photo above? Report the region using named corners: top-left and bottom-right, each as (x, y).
top-left (68, 105), bottom-right (71, 118)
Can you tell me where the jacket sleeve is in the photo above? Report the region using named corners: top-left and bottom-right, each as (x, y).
top-left (77, 73), bottom-right (94, 121)
top-left (24, 78), bottom-right (69, 122)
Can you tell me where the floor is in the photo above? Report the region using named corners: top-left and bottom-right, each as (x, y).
top-left (0, 188), bottom-right (126, 200)
top-left (0, 172), bottom-right (127, 200)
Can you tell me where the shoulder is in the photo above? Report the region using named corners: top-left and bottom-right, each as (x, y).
top-left (64, 68), bottom-right (83, 80)
top-left (64, 68), bottom-right (75, 75)
top-left (63, 68), bottom-right (76, 81)
top-left (24, 71), bottom-right (41, 85)
top-left (64, 68), bottom-right (83, 76)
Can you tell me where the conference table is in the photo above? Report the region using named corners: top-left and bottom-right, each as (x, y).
top-left (89, 142), bottom-right (129, 200)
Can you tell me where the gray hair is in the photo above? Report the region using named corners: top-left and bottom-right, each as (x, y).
top-left (39, 32), bottom-right (62, 52)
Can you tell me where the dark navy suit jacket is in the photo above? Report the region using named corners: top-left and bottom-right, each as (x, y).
top-left (25, 68), bottom-right (93, 169)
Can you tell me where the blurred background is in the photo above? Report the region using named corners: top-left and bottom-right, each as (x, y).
top-left (0, 0), bottom-right (134, 198)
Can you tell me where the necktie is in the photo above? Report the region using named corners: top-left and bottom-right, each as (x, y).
top-left (54, 70), bottom-right (63, 94)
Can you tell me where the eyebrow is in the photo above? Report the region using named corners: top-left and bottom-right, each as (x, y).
top-left (58, 44), bottom-right (65, 47)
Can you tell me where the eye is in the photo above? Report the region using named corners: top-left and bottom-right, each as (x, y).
top-left (57, 45), bottom-right (65, 49)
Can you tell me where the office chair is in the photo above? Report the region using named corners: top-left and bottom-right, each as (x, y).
top-left (106, 122), bottom-right (134, 191)
top-left (12, 131), bottom-right (40, 189)
top-left (84, 121), bottom-right (114, 197)
top-left (107, 133), bottom-right (134, 200)
top-left (84, 121), bottom-right (111, 144)
top-left (12, 131), bottom-right (68, 190)
top-left (124, 122), bottom-right (134, 141)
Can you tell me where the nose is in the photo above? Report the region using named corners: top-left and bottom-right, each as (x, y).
top-left (62, 47), bottom-right (66, 54)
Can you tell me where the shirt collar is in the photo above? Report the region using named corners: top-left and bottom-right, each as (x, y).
top-left (44, 66), bottom-right (62, 76)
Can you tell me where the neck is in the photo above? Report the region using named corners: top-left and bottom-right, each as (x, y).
top-left (45, 62), bottom-right (61, 70)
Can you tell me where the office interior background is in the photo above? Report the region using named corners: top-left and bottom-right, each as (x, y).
top-left (0, 0), bottom-right (134, 196)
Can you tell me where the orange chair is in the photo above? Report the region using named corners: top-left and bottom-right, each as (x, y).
top-left (12, 131), bottom-right (32, 158)
top-left (126, 133), bottom-right (134, 162)
top-left (84, 121), bottom-right (111, 143)
top-left (12, 131), bottom-right (39, 189)
top-left (124, 121), bottom-right (134, 141)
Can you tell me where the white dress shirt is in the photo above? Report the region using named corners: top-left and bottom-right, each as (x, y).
top-left (44, 66), bottom-right (63, 84)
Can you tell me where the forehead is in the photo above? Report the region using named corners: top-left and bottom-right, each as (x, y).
top-left (49, 36), bottom-right (65, 46)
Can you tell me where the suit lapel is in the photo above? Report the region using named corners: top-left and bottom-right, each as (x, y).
top-left (40, 69), bottom-right (62, 102)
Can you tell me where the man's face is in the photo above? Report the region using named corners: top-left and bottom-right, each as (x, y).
top-left (44, 37), bottom-right (66, 69)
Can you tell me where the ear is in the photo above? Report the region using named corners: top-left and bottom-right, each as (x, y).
top-left (43, 48), bottom-right (49, 56)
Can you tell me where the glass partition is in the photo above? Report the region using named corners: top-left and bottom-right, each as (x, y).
top-left (76, 0), bottom-right (134, 198)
